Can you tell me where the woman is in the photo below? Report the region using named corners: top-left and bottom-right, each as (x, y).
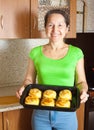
top-left (16, 9), bottom-right (89, 130)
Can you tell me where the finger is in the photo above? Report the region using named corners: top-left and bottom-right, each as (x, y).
top-left (80, 92), bottom-right (89, 99)
top-left (80, 94), bottom-right (89, 103)
top-left (16, 90), bottom-right (21, 99)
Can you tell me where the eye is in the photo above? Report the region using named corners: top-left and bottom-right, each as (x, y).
top-left (58, 24), bottom-right (63, 28)
top-left (47, 23), bottom-right (53, 28)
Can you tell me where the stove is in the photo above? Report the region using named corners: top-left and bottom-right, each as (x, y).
top-left (84, 88), bottom-right (94, 130)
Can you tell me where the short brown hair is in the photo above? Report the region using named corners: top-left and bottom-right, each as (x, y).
top-left (44, 8), bottom-right (70, 27)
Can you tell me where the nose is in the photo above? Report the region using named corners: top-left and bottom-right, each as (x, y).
top-left (52, 25), bottom-right (58, 32)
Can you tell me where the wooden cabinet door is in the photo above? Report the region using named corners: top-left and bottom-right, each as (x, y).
top-left (3, 109), bottom-right (32, 130)
top-left (0, 0), bottom-right (30, 38)
top-left (0, 113), bottom-right (3, 130)
top-left (76, 103), bottom-right (85, 130)
top-left (31, 0), bottom-right (76, 38)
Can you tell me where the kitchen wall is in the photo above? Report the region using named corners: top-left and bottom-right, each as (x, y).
top-left (0, 39), bottom-right (48, 96)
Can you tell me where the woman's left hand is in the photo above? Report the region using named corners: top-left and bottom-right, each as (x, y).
top-left (80, 91), bottom-right (89, 103)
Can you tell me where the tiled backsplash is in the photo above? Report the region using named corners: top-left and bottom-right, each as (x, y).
top-left (0, 39), bottom-right (48, 88)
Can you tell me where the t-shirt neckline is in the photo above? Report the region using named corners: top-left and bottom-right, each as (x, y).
top-left (40, 44), bottom-right (71, 61)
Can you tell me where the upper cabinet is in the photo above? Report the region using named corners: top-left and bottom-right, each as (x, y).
top-left (0, 0), bottom-right (31, 38)
top-left (0, 0), bottom-right (76, 39)
top-left (31, 0), bottom-right (76, 38)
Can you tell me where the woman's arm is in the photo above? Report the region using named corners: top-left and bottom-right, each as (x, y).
top-left (23, 58), bottom-right (37, 86)
top-left (16, 58), bottom-right (37, 98)
top-left (75, 58), bottom-right (89, 103)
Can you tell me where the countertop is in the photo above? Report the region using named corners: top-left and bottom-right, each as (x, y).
top-left (0, 96), bottom-right (23, 112)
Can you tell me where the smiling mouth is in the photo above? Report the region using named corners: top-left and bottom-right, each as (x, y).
top-left (51, 33), bottom-right (59, 37)
top-left (51, 35), bottom-right (60, 38)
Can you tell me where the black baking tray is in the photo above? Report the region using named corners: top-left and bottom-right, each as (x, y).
top-left (20, 84), bottom-right (80, 112)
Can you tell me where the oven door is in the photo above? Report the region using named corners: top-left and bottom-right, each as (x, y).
top-left (84, 89), bottom-right (94, 130)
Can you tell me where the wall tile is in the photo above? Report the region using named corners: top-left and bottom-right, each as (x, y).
top-left (0, 39), bottom-right (48, 88)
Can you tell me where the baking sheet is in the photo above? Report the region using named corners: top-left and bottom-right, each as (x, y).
top-left (20, 84), bottom-right (80, 112)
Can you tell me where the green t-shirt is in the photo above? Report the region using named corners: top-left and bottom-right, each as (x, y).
top-left (29, 45), bottom-right (84, 87)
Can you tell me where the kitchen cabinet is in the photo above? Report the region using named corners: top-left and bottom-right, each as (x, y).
top-left (0, 105), bottom-right (85, 130)
top-left (1, 109), bottom-right (32, 130)
top-left (0, 0), bottom-right (30, 38)
top-left (31, 0), bottom-right (76, 38)
top-left (0, 0), bottom-right (76, 39)
top-left (0, 113), bottom-right (3, 130)
top-left (76, 103), bottom-right (85, 130)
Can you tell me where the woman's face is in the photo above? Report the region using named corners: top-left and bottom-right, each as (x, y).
top-left (45, 13), bottom-right (69, 42)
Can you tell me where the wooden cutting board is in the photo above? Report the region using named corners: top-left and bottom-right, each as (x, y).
top-left (0, 96), bottom-right (19, 105)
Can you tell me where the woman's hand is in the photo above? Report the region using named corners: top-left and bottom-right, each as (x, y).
top-left (80, 91), bottom-right (89, 103)
top-left (16, 86), bottom-right (25, 99)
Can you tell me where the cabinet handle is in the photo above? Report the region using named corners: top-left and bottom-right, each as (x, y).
top-left (33, 16), bottom-right (37, 29)
top-left (6, 119), bottom-right (9, 130)
top-left (0, 15), bottom-right (3, 29)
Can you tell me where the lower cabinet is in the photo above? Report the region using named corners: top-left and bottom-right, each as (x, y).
top-left (1, 108), bottom-right (32, 130)
top-left (0, 104), bottom-right (84, 130)
top-left (0, 112), bottom-right (3, 130)
top-left (76, 103), bottom-right (85, 130)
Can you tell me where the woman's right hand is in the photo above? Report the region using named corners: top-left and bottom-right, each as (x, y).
top-left (16, 86), bottom-right (25, 99)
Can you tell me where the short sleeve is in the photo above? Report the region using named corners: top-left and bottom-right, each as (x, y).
top-left (76, 47), bottom-right (84, 60)
top-left (29, 46), bottom-right (41, 60)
